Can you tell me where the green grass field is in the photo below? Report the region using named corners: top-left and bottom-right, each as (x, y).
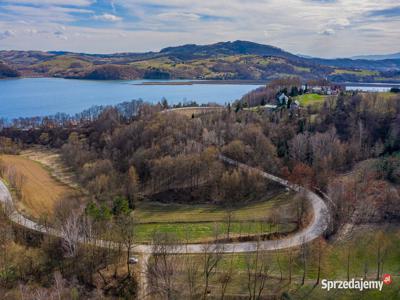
top-left (333, 69), bottom-right (379, 76)
top-left (134, 192), bottom-right (295, 223)
top-left (170, 225), bottom-right (400, 299)
top-left (133, 192), bottom-right (298, 242)
top-left (295, 93), bottom-right (326, 106)
top-left (134, 221), bottom-right (296, 243)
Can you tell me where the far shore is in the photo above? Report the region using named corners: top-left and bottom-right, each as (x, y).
top-left (3, 76), bottom-right (400, 87)
top-left (133, 80), bottom-right (267, 86)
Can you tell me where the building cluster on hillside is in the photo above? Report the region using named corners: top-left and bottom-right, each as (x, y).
top-left (276, 92), bottom-right (300, 109)
top-left (302, 84), bottom-right (342, 95)
top-left (265, 83), bottom-right (343, 111)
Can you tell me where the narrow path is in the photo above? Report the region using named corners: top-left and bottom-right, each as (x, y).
top-left (0, 155), bottom-right (329, 254)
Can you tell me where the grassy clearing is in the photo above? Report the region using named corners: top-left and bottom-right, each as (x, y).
top-left (135, 191), bottom-right (296, 223)
top-left (217, 225), bottom-right (400, 276)
top-left (0, 154), bottom-right (75, 219)
top-left (333, 69), bottom-right (378, 76)
top-left (294, 66), bottom-right (311, 72)
top-left (134, 221), bottom-right (296, 243)
top-left (171, 225), bottom-right (400, 299)
top-left (296, 93), bottom-right (326, 106)
top-left (165, 107), bottom-right (225, 118)
top-left (133, 192), bottom-right (298, 242)
top-left (21, 147), bottom-right (81, 190)
top-left (35, 56), bottom-right (91, 69)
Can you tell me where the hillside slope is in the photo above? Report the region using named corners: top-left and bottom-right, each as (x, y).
top-left (0, 62), bottom-right (20, 78)
top-left (1, 41), bottom-right (400, 82)
top-left (352, 52), bottom-right (400, 60)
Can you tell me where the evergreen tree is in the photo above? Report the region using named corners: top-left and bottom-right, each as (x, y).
top-left (333, 95), bottom-right (351, 140)
top-left (113, 196), bottom-right (132, 216)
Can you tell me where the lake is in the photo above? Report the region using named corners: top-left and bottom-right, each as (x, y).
top-left (0, 78), bottom-right (261, 120)
top-left (345, 82), bottom-right (400, 92)
top-left (2, 78), bottom-right (398, 120)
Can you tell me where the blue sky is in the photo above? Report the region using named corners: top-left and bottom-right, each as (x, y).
top-left (0, 0), bottom-right (399, 57)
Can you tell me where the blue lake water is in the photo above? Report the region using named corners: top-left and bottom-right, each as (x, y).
top-left (0, 78), bottom-right (261, 120)
top-left (346, 86), bottom-right (392, 92)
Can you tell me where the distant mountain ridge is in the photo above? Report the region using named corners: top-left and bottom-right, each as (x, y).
top-left (1, 41), bottom-right (400, 82)
top-left (159, 40), bottom-right (300, 60)
top-left (352, 52), bottom-right (400, 60)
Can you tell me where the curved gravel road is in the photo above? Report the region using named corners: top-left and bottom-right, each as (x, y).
top-left (0, 155), bottom-right (329, 254)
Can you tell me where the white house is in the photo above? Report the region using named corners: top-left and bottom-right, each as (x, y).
top-left (277, 93), bottom-right (289, 105)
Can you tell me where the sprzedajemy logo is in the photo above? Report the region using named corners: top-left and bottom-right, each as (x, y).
top-left (321, 274), bottom-right (393, 292)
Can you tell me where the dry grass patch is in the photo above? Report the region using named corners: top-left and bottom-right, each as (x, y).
top-left (21, 146), bottom-right (81, 190)
top-left (0, 154), bottom-right (75, 219)
top-left (165, 107), bottom-right (225, 117)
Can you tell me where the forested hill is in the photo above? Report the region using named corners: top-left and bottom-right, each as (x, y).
top-left (0, 62), bottom-right (19, 79)
top-left (1, 40), bottom-right (400, 82)
top-left (159, 40), bottom-right (300, 61)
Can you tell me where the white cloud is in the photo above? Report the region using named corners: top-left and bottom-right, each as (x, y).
top-left (54, 30), bottom-right (68, 40)
top-left (156, 12), bottom-right (201, 21)
top-left (24, 28), bottom-right (38, 35)
top-left (0, 29), bottom-right (15, 40)
top-left (1, 0), bottom-right (400, 57)
top-left (93, 13), bottom-right (121, 22)
top-left (332, 18), bottom-right (351, 27)
top-left (110, 0), bottom-right (116, 13)
top-left (320, 28), bottom-right (335, 36)
top-left (2, 0), bottom-right (93, 6)
top-left (1, 5), bottom-right (92, 23)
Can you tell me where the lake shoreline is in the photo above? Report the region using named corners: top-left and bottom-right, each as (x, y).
top-left (5, 75), bottom-right (400, 86)
top-left (0, 78), bottom-right (260, 120)
top-left (6, 76), bottom-right (267, 85)
top-left (133, 80), bottom-right (267, 86)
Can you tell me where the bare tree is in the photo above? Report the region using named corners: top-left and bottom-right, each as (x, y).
top-left (53, 271), bottom-right (66, 300)
top-left (224, 210), bottom-right (234, 240)
top-left (18, 283), bottom-right (29, 300)
top-left (115, 215), bottom-right (136, 277)
top-left (245, 241), bottom-right (270, 300)
top-left (202, 242), bottom-right (223, 299)
top-left (1, 164), bottom-right (26, 199)
top-left (300, 237), bottom-right (309, 286)
top-left (0, 212), bottom-right (13, 282)
top-left (127, 165), bottom-right (141, 208)
top-left (184, 255), bottom-right (201, 300)
top-left (315, 238), bottom-right (325, 285)
top-left (295, 194), bottom-right (308, 229)
top-left (34, 287), bottom-right (50, 300)
top-left (288, 248), bottom-right (293, 284)
top-left (375, 231), bottom-right (390, 280)
top-left (218, 254), bottom-right (234, 300)
top-left (346, 242), bottom-right (351, 281)
top-left (289, 132), bottom-right (310, 163)
top-left (148, 232), bottom-right (180, 299)
top-left (60, 212), bottom-right (82, 258)
top-left (274, 243), bottom-right (283, 282)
